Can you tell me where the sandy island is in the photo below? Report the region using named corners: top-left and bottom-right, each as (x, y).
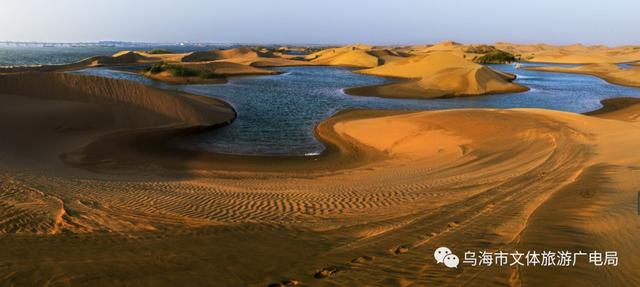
top-left (523, 63), bottom-right (640, 88)
top-left (345, 52), bottom-right (528, 99)
top-left (0, 61), bottom-right (639, 286)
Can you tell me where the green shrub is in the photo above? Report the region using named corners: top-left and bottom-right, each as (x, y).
top-left (146, 62), bottom-right (166, 74)
top-left (146, 62), bottom-right (222, 79)
top-left (199, 70), bottom-right (223, 79)
top-left (465, 45), bottom-right (497, 54)
top-left (147, 49), bottom-right (173, 54)
top-left (475, 50), bottom-right (518, 64)
top-left (166, 65), bottom-right (199, 77)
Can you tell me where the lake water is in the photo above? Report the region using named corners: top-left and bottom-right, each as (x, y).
top-left (3, 47), bottom-right (639, 156)
top-left (74, 64), bottom-right (640, 156)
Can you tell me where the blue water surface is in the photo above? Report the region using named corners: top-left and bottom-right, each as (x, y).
top-left (4, 47), bottom-right (638, 155)
top-left (72, 63), bottom-right (640, 155)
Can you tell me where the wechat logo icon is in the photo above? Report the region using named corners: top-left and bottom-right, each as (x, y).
top-left (434, 247), bottom-right (459, 268)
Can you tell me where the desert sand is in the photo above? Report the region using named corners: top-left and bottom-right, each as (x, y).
top-left (392, 41), bottom-right (519, 64)
top-left (146, 48), bottom-right (314, 84)
top-left (400, 40), bottom-right (472, 59)
top-left (346, 52), bottom-right (528, 99)
top-left (305, 45), bottom-right (383, 68)
top-left (0, 48), bottom-right (313, 83)
top-left (181, 47), bottom-right (315, 67)
top-left (143, 61), bottom-right (279, 85)
top-left (1, 66), bottom-right (639, 286)
top-left (523, 63), bottom-right (640, 87)
top-left (495, 42), bottom-right (640, 64)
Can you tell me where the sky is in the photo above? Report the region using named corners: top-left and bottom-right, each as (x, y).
top-left (2, 0), bottom-right (639, 46)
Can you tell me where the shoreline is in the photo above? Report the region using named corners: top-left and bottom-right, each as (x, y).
top-left (66, 108), bottom-right (403, 174)
top-left (57, 95), bottom-right (640, 174)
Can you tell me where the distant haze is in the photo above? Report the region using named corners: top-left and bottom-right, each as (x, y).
top-left (2, 0), bottom-right (639, 46)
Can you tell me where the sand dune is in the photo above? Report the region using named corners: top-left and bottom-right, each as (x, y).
top-left (365, 49), bottom-right (408, 64)
top-left (0, 47), bottom-right (311, 76)
top-left (181, 47), bottom-right (261, 62)
top-left (73, 51), bottom-right (164, 66)
top-left (143, 61), bottom-right (279, 84)
top-left (1, 67), bottom-right (638, 286)
top-left (179, 61), bottom-right (278, 76)
top-left (395, 41), bottom-right (516, 64)
top-left (585, 97), bottom-right (640, 121)
top-left (496, 42), bottom-right (640, 64)
top-left (523, 63), bottom-right (640, 87)
top-left (305, 45), bottom-right (381, 68)
top-left (0, 72), bottom-right (234, 170)
top-left (346, 52), bottom-right (528, 99)
top-left (134, 47), bottom-right (312, 84)
top-left (90, 51), bottom-right (155, 65)
top-left (0, 47), bottom-right (312, 84)
top-left (136, 50), bottom-right (188, 62)
top-left (410, 40), bottom-right (468, 57)
top-left (0, 51), bottom-right (162, 73)
top-left (138, 47), bottom-right (314, 84)
top-left (225, 56), bottom-right (316, 67)
top-left (180, 47), bottom-right (313, 67)
top-left (0, 72), bottom-right (235, 127)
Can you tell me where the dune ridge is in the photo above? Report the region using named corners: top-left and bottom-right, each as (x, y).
top-left (180, 47), bottom-right (314, 67)
top-left (0, 51), bottom-right (161, 73)
top-left (346, 52), bottom-right (528, 99)
top-left (143, 61), bottom-right (279, 84)
top-left (0, 48), bottom-right (311, 83)
top-left (0, 73), bottom-right (234, 127)
top-left (495, 42), bottom-right (640, 64)
top-left (523, 63), bottom-right (640, 88)
top-left (585, 97), bottom-right (640, 121)
top-left (181, 47), bottom-right (261, 62)
top-left (305, 45), bottom-right (382, 68)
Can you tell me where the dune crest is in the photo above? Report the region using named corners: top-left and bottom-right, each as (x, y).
top-left (143, 61), bottom-right (279, 84)
top-left (306, 45), bottom-right (381, 68)
top-left (346, 52), bottom-right (528, 99)
top-left (0, 72), bottom-right (234, 138)
top-left (523, 63), bottom-right (640, 87)
top-left (180, 47), bottom-right (313, 67)
top-left (181, 47), bottom-right (260, 62)
top-left (496, 42), bottom-right (640, 64)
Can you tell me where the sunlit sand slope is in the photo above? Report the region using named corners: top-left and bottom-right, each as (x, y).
top-left (306, 45), bottom-right (381, 68)
top-left (524, 63), bottom-right (640, 88)
top-left (346, 52), bottom-right (528, 99)
top-left (496, 42), bottom-right (640, 64)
